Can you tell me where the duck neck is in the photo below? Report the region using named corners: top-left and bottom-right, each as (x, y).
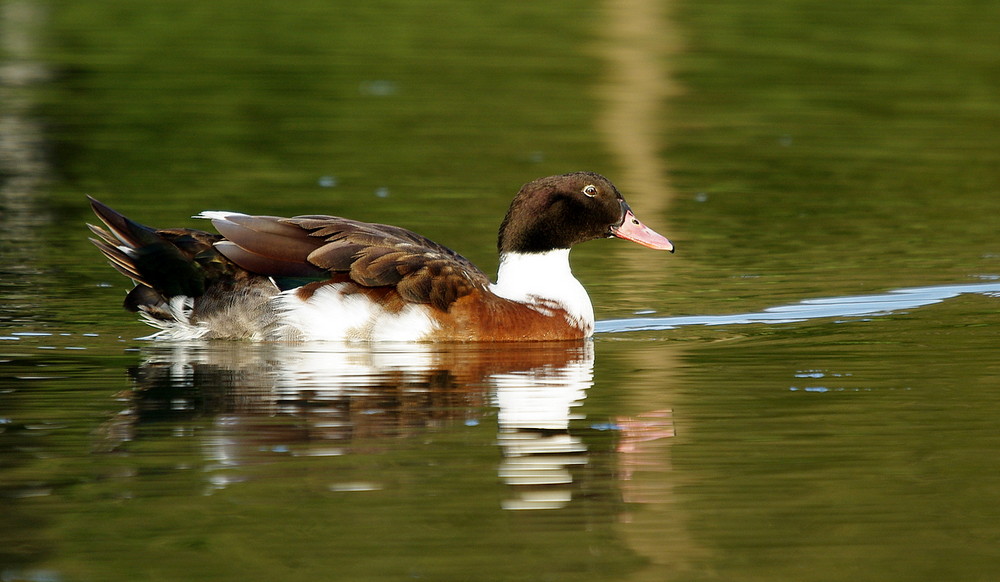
top-left (490, 250), bottom-right (594, 329)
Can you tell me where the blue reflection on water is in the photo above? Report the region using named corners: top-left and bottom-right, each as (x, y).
top-left (597, 281), bottom-right (1000, 333)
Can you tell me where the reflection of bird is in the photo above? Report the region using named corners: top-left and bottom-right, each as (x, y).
top-left (88, 172), bottom-right (672, 341)
top-left (96, 341), bottom-right (597, 508)
top-left (98, 341), bottom-right (593, 457)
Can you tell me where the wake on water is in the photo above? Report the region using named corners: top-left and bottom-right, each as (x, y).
top-left (596, 280), bottom-right (1000, 334)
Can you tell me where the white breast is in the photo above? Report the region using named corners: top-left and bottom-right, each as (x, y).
top-left (489, 250), bottom-right (595, 334)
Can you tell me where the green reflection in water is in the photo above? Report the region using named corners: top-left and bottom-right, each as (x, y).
top-left (2, 0), bottom-right (1000, 580)
top-left (659, 0), bottom-right (1000, 318)
top-left (666, 295), bottom-right (1000, 581)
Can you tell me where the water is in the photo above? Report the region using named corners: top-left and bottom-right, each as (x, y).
top-left (3, 0), bottom-right (1000, 580)
top-left (599, 280), bottom-right (1000, 332)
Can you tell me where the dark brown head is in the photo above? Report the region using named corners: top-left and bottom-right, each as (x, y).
top-left (497, 172), bottom-right (674, 254)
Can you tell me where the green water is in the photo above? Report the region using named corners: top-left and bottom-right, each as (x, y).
top-left (2, 0), bottom-right (999, 580)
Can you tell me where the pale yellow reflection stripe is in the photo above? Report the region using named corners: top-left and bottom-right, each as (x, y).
top-left (596, 0), bottom-right (682, 213)
top-left (595, 2), bottom-right (705, 579)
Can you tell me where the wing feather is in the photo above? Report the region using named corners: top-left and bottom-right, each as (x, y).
top-left (211, 215), bottom-right (325, 265)
top-left (213, 214), bottom-right (491, 311)
top-left (214, 241), bottom-right (327, 278)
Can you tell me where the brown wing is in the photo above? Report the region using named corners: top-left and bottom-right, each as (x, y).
top-left (211, 214), bottom-right (492, 312)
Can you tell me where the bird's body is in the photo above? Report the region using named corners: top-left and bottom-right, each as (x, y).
top-left (88, 172), bottom-right (673, 342)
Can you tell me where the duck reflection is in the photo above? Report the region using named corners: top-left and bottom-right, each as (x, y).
top-left (103, 340), bottom-right (625, 510)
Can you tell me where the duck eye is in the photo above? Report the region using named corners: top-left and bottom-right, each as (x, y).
top-left (582, 185), bottom-right (598, 197)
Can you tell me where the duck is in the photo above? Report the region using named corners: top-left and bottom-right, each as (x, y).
top-left (87, 172), bottom-right (674, 342)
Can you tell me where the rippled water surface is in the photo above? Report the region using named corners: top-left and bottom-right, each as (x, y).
top-left (2, 0), bottom-right (999, 580)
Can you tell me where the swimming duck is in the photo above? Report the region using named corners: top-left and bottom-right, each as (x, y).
top-left (88, 172), bottom-right (673, 341)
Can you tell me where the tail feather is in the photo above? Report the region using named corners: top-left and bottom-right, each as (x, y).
top-left (87, 196), bottom-right (162, 249)
top-left (86, 221), bottom-right (124, 249)
top-left (88, 197), bottom-right (282, 339)
top-left (87, 224), bottom-right (145, 282)
top-left (87, 197), bottom-right (221, 308)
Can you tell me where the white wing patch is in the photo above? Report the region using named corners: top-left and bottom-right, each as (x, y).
top-left (192, 210), bottom-right (244, 221)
